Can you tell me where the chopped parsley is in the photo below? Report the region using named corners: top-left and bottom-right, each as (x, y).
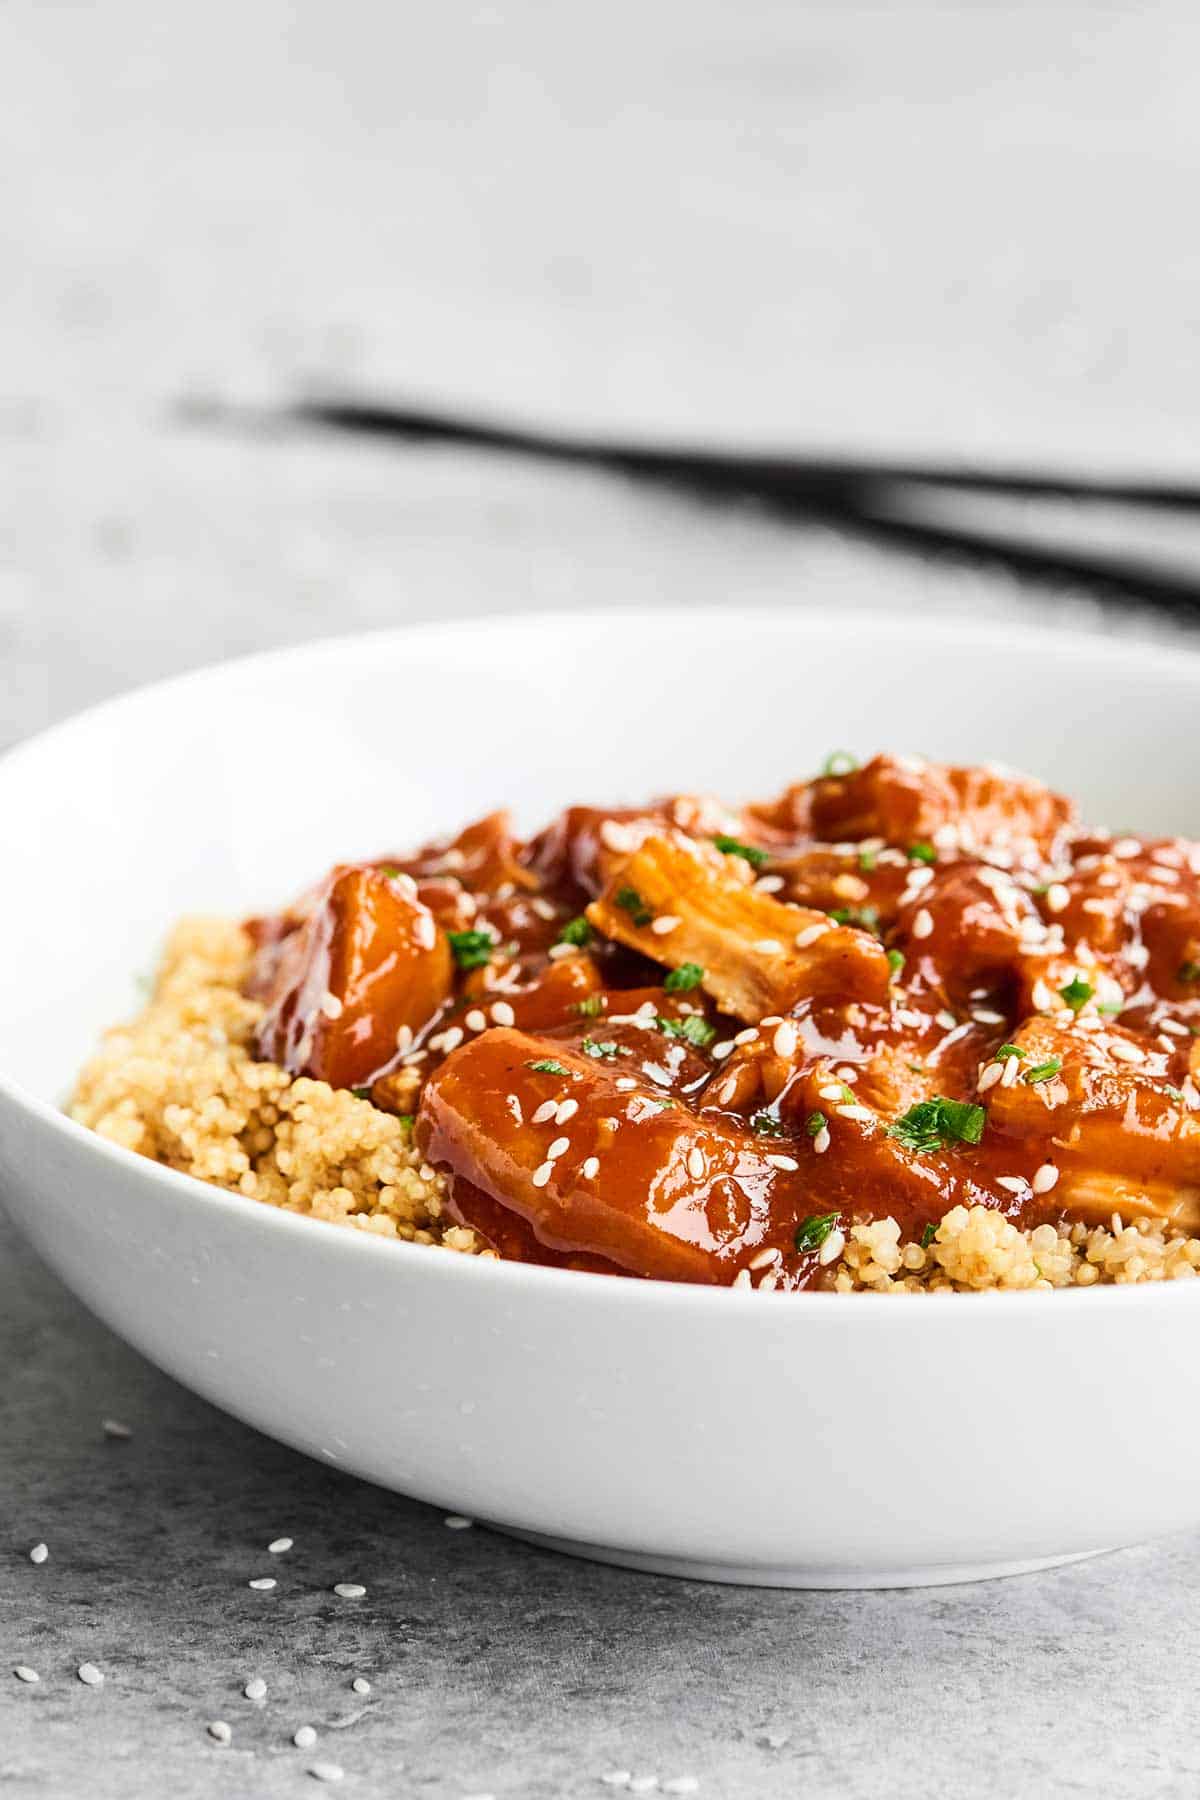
top-left (446, 929), bottom-right (494, 971)
top-left (858, 846), bottom-right (878, 873)
top-left (712, 835), bottom-right (769, 870)
top-left (1164, 1085), bottom-right (1185, 1102)
top-left (378, 863), bottom-right (404, 878)
top-left (1059, 976), bottom-right (1094, 1012)
top-left (581, 1038), bottom-right (622, 1061)
top-left (575, 995), bottom-right (604, 1017)
top-left (805, 1110), bottom-right (827, 1137)
top-left (907, 841), bottom-right (938, 865)
top-left (557, 915), bottom-right (593, 947)
top-left (920, 1223), bottom-right (937, 1249)
top-left (658, 1014), bottom-right (717, 1050)
top-left (751, 1112), bottom-right (785, 1137)
top-left (795, 1211), bottom-right (841, 1253)
top-left (527, 1058), bottom-right (570, 1075)
top-left (829, 904), bottom-right (881, 936)
top-left (995, 1043), bottom-right (1024, 1060)
top-left (887, 948), bottom-right (905, 979)
top-left (664, 962), bottom-right (704, 993)
top-left (1024, 1056), bottom-right (1063, 1085)
top-left (887, 1096), bottom-right (986, 1153)
top-left (615, 886), bottom-right (653, 927)
top-left (350, 1086), bottom-right (373, 1101)
top-left (397, 1113), bottom-right (414, 1132)
top-left (1179, 960), bottom-right (1200, 985)
top-left (820, 751), bottom-right (859, 777)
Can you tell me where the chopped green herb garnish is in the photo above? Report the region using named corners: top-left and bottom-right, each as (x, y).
top-left (1097, 1001), bottom-right (1124, 1016)
top-left (1059, 976), bottom-right (1094, 1012)
top-left (397, 1113), bottom-right (414, 1132)
top-left (1163, 1085), bottom-right (1185, 1102)
top-left (527, 1058), bottom-right (570, 1075)
top-left (887, 948), bottom-right (905, 978)
top-left (858, 846), bottom-right (878, 873)
top-left (751, 1112), bottom-right (785, 1137)
top-left (575, 994), bottom-right (604, 1017)
top-left (805, 1110), bottom-right (827, 1137)
top-left (351, 1086), bottom-right (373, 1101)
top-left (920, 1223), bottom-right (937, 1249)
top-left (557, 915), bottom-right (593, 947)
top-left (615, 886), bottom-right (653, 927)
top-left (1024, 1056), bottom-right (1063, 1085)
top-left (712, 835), bottom-right (769, 870)
top-left (378, 863), bottom-right (404, 878)
top-left (820, 751), bottom-right (859, 777)
top-left (908, 841), bottom-right (937, 865)
top-left (795, 1211), bottom-right (841, 1253)
top-left (1179, 960), bottom-right (1200, 984)
top-left (905, 1061), bottom-right (928, 1075)
top-left (664, 962), bottom-right (704, 993)
top-left (995, 1043), bottom-right (1024, 1060)
top-left (580, 1038), bottom-right (622, 1061)
top-left (828, 904), bottom-right (881, 936)
top-left (887, 1096), bottom-right (986, 1153)
top-left (658, 1014), bottom-right (717, 1050)
top-left (446, 929), bottom-right (494, 971)
top-left (648, 1097), bottom-right (676, 1109)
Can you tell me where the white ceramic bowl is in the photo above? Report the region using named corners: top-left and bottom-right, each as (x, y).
top-left (3, 610), bottom-right (1200, 1588)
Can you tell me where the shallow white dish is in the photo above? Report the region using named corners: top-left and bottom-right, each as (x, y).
top-left (3, 610), bottom-right (1200, 1588)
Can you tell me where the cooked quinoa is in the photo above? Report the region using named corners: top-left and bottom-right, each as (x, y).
top-left (68, 917), bottom-right (1200, 1292)
top-left (69, 919), bottom-right (482, 1255)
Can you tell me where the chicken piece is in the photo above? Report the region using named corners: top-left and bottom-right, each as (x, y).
top-left (585, 833), bottom-right (891, 1022)
top-left (380, 810), bottom-right (538, 896)
top-left (417, 1028), bottom-right (786, 1281)
top-left (893, 863), bottom-right (1044, 1004)
top-left (463, 952), bottom-right (604, 1032)
top-left (255, 865), bottom-right (452, 1088)
top-left (808, 754), bottom-right (1075, 858)
top-left (986, 1014), bottom-right (1200, 1222)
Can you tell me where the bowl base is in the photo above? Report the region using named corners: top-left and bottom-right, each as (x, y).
top-left (497, 1528), bottom-right (1117, 1589)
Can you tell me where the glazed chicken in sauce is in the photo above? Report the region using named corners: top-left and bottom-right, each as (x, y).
top-left (247, 755), bottom-right (1200, 1289)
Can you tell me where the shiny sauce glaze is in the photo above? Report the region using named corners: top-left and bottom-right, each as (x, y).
top-left (247, 756), bottom-right (1200, 1287)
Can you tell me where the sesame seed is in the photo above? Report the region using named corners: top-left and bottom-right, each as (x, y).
top-left (813, 1127), bottom-right (831, 1154)
top-left (753, 939), bottom-right (784, 955)
top-left (293, 1726), bottom-right (318, 1749)
top-left (29, 1543), bottom-right (48, 1565)
top-left (794, 923), bottom-right (828, 949)
top-left (248, 1577), bottom-right (277, 1591)
top-left (207, 1720), bottom-right (232, 1744)
top-left (77, 1663), bottom-right (104, 1687)
top-left (578, 1156), bottom-right (599, 1180)
top-left (465, 1009), bottom-right (487, 1032)
top-left (1110, 1040), bottom-right (1145, 1064)
top-left (680, 1146), bottom-right (704, 1182)
top-left (102, 1418), bottom-right (132, 1440)
top-left (1001, 1054), bottom-right (1020, 1087)
top-left (432, 1025), bottom-right (464, 1054)
top-left (531, 1161), bottom-right (554, 1188)
top-left (973, 1009), bottom-right (1006, 1025)
top-left (836, 1104), bottom-right (874, 1124)
top-left (772, 1021), bottom-right (798, 1058)
top-left (977, 1062), bottom-right (1004, 1093)
top-left (308, 1762), bottom-right (344, 1784)
top-left (935, 1010), bottom-right (957, 1030)
top-left (413, 911), bottom-right (437, 950)
top-left (319, 991), bottom-right (343, 1020)
top-left (1031, 978), bottom-right (1055, 1010)
top-left (757, 1272), bottom-right (779, 1292)
top-left (615, 1076), bottom-right (638, 1091)
top-left (243, 1677), bottom-right (267, 1701)
top-left (1032, 1163), bottom-right (1060, 1194)
top-left (268, 1537), bottom-right (293, 1554)
top-left (1045, 883), bottom-right (1070, 913)
top-left (651, 915), bottom-right (681, 936)
top-left (444, 1514), bottom-right (474, 1530)
top-left (755, 874), bottom-right (785, 894)
top-left (395, 1024), bottom-right (413, 1052)
top-left (748, 1247), bottom-right (781, 1270)
top-left (555, 1098), bottom-right (579, 1124)
top-left (818, 1082), bottom-right (844, 1101)
top-left (532, 1099), bottom-right (558, 1125)
top-left (765, 1154), bottom-right (799, 1172)
top-left (14, 1666), bottom-right (39, 1684)
top-left (546, 1136), bottom-right (570, 1160)
top-left (711, 1040), bottom-right (735, 1060)
top-left (490, 1001), bottom-right (515, 1027)
top-left (912, 908), bottom-right (934, 940)
top-left (351, 1677), bottom-right (371, 1696)
top-left (530, 897), bottom-right (556, 920)
top-left (732, 1268), bottom-right (753, 1289)
top-left (818, 1229), bottom-right (846, 1265)
top-left (332, 1583), bottom-right (366, 1599)
top-left (547, 942), bottom-right (576, 960)
top-left (996, 1176), bottom-right (1026, 1194)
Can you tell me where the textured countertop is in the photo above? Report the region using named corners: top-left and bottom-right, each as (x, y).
top-left (5, 3), bottom-right (1200, 1793)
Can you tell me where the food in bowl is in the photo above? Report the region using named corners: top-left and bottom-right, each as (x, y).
top-left (70, 753), bottom-right (1200, 1292)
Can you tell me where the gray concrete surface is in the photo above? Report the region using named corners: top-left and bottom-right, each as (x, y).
top-left (5, 2), bottom-right (1200, 1793)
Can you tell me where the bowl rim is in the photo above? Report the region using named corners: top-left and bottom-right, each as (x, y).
top-left (5, 606), bottom-right (1200, 1316)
